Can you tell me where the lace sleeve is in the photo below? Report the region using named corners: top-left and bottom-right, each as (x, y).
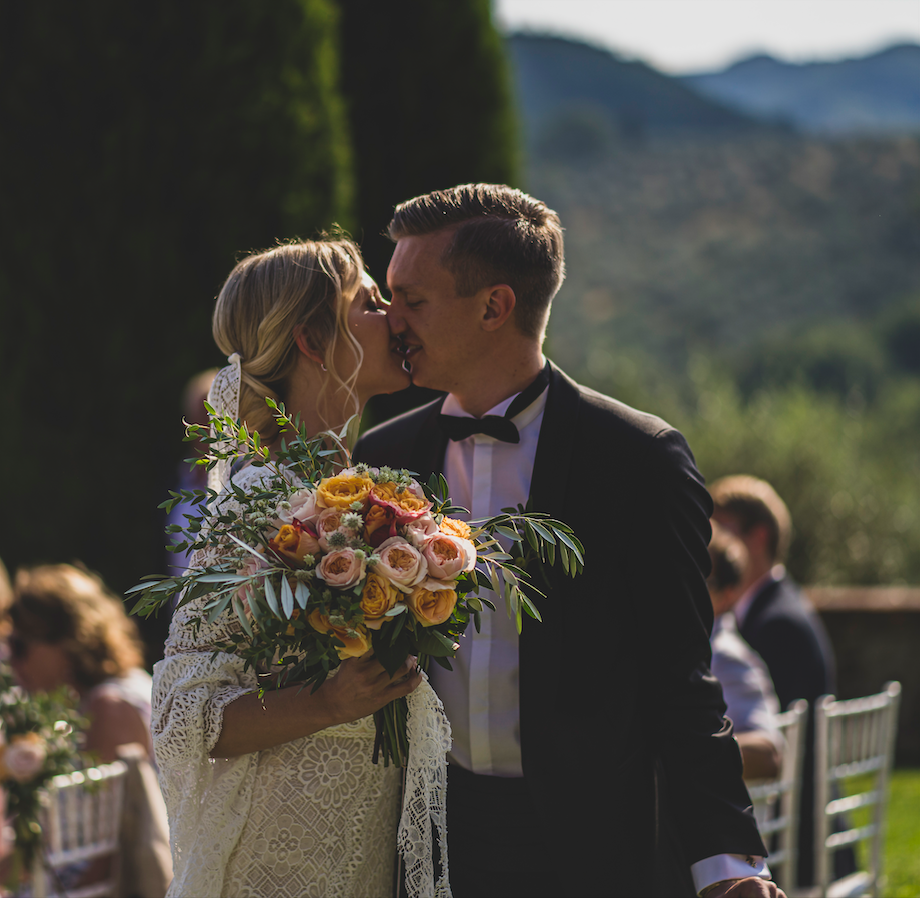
top-left (150, 467), bottom-right (267, 896)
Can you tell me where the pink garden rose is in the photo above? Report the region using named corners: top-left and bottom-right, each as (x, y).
top-left (373, 536), bottom-right (429, 592)
top-left (316, 507), bottom-right (353, 551)
top-left (316, 548), bottom-right (367, 588)
top-left (403, 513), bottom-right (439, 547)
top-left (422, 533), bottom-right (477, 580)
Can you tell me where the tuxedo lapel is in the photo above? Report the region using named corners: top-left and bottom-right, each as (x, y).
top-left (529, 363), bottom-right (581, 519)
top-left (408, 398), bottom-right (450, 482)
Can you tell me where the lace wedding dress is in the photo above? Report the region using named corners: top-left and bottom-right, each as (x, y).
top-left (151, 464), bottom-right (451, 898)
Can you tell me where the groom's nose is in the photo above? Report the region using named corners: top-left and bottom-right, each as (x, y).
top-left (385, 300), bottom-right (406, 335)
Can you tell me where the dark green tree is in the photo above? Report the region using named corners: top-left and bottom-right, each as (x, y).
top-left (0, 1), bottom-right (353, 637)
top-left (337, 0), bottom-right (519, 280)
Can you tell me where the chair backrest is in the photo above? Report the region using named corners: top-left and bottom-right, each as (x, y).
top-left (32, 759), bottom-right (128, 898)
top-left (813, 681), bottom-right (901, 898)
top-left (747, 698), bottom-right (808, 889)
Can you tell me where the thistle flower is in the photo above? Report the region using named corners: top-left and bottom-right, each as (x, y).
top-left (327, 531), bottom-right (347, 549)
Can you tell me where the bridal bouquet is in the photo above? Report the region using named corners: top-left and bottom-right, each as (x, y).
top-left (0, 663), bottom-right (85, 889)
top-left (129, 401), bottom-right (583, 765)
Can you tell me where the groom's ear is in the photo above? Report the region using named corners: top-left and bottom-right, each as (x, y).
top-left (480, 285), bottom-right (516, 332)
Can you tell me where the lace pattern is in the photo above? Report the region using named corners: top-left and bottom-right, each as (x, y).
top-left (152, 463), bottom-right (452, 897)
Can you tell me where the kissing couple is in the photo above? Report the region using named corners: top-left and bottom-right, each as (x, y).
top-left (152, 183), bottom-right (782, 898)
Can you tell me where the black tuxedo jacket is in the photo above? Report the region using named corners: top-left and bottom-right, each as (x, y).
top-left (738, 574), bottom-right (838, 887)
top-left (356, 363), bottom-right (765, 897)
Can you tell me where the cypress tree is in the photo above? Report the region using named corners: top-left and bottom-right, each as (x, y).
top-left (337, 0), bottom-right (519, 280)
top-left (0, 1), bottom-right (354, 630)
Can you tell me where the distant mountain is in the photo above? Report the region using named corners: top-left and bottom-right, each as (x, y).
top-left (506, 33), bottom-right (774, 154)
top-left (682, 44), bottom-right (920, 135)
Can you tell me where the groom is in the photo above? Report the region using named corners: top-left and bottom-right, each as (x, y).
top-left (356, 184), bottom-right (780, 898)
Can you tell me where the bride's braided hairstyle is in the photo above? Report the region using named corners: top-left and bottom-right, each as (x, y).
top-left (212, 237), bottom-right (365, 443)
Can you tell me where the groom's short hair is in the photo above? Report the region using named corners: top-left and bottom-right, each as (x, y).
top-left (388, 183), bottom-right (565, 340)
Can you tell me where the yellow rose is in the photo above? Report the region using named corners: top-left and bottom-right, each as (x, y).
top-left (370, 482), bottom-right (431, 521)
top-left (439, 517), bottom-right (471, 540)
top-left (360, 573), bottom-right (400, 629)
top-left (317, 472), bottom-right (375, 510)
top-left (270, 524), bottom-right (320, 564)
top-left (407, 580), bottom-right (458, 627)
top-left (307, 610), bottom-right (370, 659)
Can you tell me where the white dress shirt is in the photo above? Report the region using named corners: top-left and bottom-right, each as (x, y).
top-left (427, 375), bottom-right (770, 894)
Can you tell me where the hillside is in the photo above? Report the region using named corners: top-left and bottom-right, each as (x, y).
top-left (506, 32), bottom-right (774, 150)
top-left (683, 44), bottom-right (920, 135)
top-left (528, 133), bottom-right (920, 379)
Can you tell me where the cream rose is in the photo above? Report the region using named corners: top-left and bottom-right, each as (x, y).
top-left (422, 533), bottom-right (477, 580)
top-left (360, 573), bottom-right (402, 629)
top-left (0, 733), bottom-right (47, 783)
top-left (316, 548), bottom-right (366, 588)
top-left (407, 579), bottom-right (458, 628)
top-left (307, 610), bottom-right (369, 659)
top-left (277, 488), bottom-right (318, 526)
top-left (374, 537), bottom-right (429, 592)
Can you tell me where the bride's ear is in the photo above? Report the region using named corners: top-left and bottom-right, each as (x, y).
top-left (294, 325), bottom-right (325, 366)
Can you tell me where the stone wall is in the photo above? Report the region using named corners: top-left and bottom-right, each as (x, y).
top-left (805, 586), bottom-right (920, 766)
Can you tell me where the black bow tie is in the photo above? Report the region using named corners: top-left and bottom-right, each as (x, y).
top-left (438, 363), bottom-right (550, 444)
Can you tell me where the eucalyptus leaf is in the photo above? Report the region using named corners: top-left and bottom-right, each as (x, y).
top-left (263, 576), bottom-right (280, 615)
top-left (280, 576), bottom-right (295, 618)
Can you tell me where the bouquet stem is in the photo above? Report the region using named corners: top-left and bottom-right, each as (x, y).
top-left (373, 696), bottom-right (409, 767)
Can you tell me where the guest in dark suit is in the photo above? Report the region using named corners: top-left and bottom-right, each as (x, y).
top-left (356, 184), bottom-right (780, 898)
top-left (709, 475), bottom-right (852, 888)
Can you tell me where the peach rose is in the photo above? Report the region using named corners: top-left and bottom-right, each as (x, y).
top-left (269, 523), bottom-right (321, 564)
top-left (360, 573), bottom-right (402, 629)
top-left (422, 533), bottom-right (477, 580)
top-left (316, 548), bottom-right (366, 588)
top-left (307, 610), bottom-right (369, 659)
top-left (316, 470), bottom-right (375, 510)
top-left (370, 481), bottom-right (432, 523)
top-left (407, 579), bottom-right (458, 628)
top-left (374, 537), bottom-right (428, 592)
top-left (0, 733), bottom-right (47, 783)
top-left (439, 517), bottom-right (472, 540)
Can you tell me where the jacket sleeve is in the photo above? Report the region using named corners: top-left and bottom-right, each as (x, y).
top-left (639, 428), bottom-right (767, 864)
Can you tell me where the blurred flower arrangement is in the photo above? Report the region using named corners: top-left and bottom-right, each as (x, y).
top-left (129, 402), bottom-right (583, 764)
top-left (0, 662), bottom-right (84, 890)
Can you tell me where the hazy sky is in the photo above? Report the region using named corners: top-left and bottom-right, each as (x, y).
top-left (494, 0), bottom-right (920, 73)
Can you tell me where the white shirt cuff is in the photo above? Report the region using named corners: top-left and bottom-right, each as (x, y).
top-left (691, 854), bottom-right (771, 895)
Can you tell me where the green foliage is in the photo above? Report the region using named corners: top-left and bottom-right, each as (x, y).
top-left (0, 0), bottom-right (353, 600)
top-left (0, 664), bottom-right (85, 886)
top-left (586, 351), bottom-right (920, 586)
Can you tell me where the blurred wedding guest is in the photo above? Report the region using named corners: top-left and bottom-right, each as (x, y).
top-left (707, 525), bottom-right (782, 780)
top-left (165, 367), bottom-right (218, 574)
top-left (10, 563), bottom-right (173, 897)
top-left (9, 563), bottom-right (153, 763)
top-left (710, 475), bottom-right (851, 887)
top-left (0, 558), bottom-right (10, 654)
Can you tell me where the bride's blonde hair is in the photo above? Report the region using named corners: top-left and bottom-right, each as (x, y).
top-left (212, 237), bottom-right (365, 442)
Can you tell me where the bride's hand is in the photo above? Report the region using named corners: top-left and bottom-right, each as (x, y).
top-left (318, 652), bottom-right (423, 727)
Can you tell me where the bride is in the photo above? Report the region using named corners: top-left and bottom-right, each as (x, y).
top-left (152, 237), bottom-right (447, 898)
